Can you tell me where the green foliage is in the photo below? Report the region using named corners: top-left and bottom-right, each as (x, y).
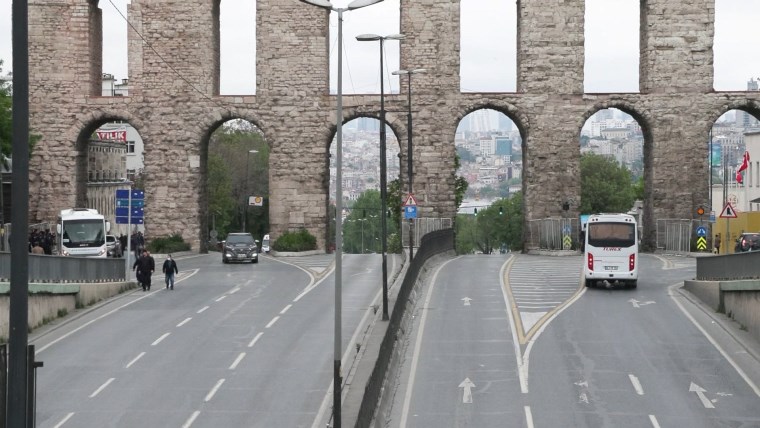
top-left (273, 228), bottom-right (317, 252)
top-left (456, 192), bottom-right (523, 254)
top-left (343, 189), bottom-right (399, 253)
top-left (387, 232), bottom-right (402, 254)
top-left (148, 233), bottom-right (191, 253)
top-left (207, 122), bottom-right (269, 238)
top-left (580, 153), bottom-right (635, 214)
top-left (632, 176), bottom-right (644, 201)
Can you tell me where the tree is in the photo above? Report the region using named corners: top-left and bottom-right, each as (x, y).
top-left (342, 190), bottom-right (394, 254)
top-left (0, 59), bottom-right (11, 158)
top-left (454, 152), bottom-right (468, 209)
top-left (207, 152), bottom-right (236, 236)
top-left (580, 153), bottom-right (635, 214)
top-left (455, 193), bottom-right (523, 254)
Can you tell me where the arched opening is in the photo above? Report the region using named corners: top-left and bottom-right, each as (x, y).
top-left (98, 0), bottom-right (130, 96)
top-left (579, 107), bottom-right (645, 245)
top-left (455, 108), bottom-right (523, 254)
top-left (328, 117), bottom-right (401, 253)
top-left (583, 0), bottom-right (639, 93)
top-left (709, 108), bottom-right (760, 253)
top-left (460, 0), bottom-right (517, 93)
top-left (218, 0), bottom-right (256, 95)
top-left (203, 119), bottom-right (269, 250)
top-left (714, 0), bottom-right (760, 91)
top-left (329, 0), bottom-right (401, 94)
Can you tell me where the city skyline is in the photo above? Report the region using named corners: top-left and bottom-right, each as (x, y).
top-left (1, 1), bottom-right (759, 94)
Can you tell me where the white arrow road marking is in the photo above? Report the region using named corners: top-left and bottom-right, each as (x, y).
top-left (640, 301), bottom-right (656, 306)
top-left (574, 380), bottom-right (588, 388)
top-left (462, 297), bottom-right (472, 306)
top-left (459, 378), bottom-right (475, 403)
top-left (629, 298), bottom-right (640, 308)
top-left (689, 382), bottom-right (715, 409)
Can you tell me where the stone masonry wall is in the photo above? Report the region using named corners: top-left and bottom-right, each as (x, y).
top-left (25, 0), bottom-right (760, 251)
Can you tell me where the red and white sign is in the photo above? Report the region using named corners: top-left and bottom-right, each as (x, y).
top-left (96, 128), bottom-right (127, 142)
top-left (719, 202), bottom-right (738, 219)
top-left (403, 193), bottom-right (418, 207)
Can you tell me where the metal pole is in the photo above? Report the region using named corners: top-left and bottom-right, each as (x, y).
top-left (244, 152), bottom-right (250, 233)
top-left (406, 74), bottom-right (414, 261)
top-left (334, 9), bottom-right (345, 427)
top-left (9, 0), bottom-right (31, 423)
top-left (379, 39), bottom-right (389, 321)
top-left (125, 186), bottom-right (132, 279)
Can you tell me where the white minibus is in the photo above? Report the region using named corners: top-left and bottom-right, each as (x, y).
top-left (583, 213), bottom-right (638, 288)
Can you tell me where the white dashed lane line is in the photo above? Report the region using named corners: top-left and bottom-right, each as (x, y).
top-left (125, 352), bottom-right (145, 369)
top-left (248, 332), bottom-right (263, 348)
top-left (205, 379), bottom-right (225, 402)
top-left (229, 352), bottom-right (246, 370)
top-left (89, 378), bottom-right (115, 398)
top-left (151, 333), bottom-right (170, 346)
top-left (265, 316), bottom-right (279, 328)
top-left (177, 317), bottom-right (192, 327)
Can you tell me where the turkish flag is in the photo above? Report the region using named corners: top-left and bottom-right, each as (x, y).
top-left (738, 151), bottom-right (750, 173)
top-left (737, 170), bottom-right (744, 184)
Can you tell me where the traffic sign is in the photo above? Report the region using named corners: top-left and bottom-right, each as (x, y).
top-left (116, 199), bottom-right (145, 207)
top-left (115, 207), bottom-right (144, 218)
top-left (562, 234), bottom-right (572, 250)
top-left (404, 205), bottom-right (417, 219)
top-left (719, 202), bottom-right (738, 219)
top-left (115, 217), bottom-right (144, 225)
top-left (696, 226), bottom-right (707, 237)
top-left (249, 196), bottom-right (264, 206)
top-left (696, 236), bottom-right (707, 250)
top-left (562, 225), bottom-right (571, 234)
top-left (403, 193), bottom-right (418, 207)
top-left (116, 189), bottom-right (145, 199)
top-left (697, 206), bottom-right (705, 216)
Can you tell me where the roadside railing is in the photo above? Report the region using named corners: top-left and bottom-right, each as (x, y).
top-left (696, 251), bottom-right (760, 280)
top-left (0, 252), bottom-right (126, 283)
top-left (526, 218), bottom-right (580, 251)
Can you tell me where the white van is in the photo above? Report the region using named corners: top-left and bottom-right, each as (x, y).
top-left (583, 213), bottom-right (638, 288)
top-left (261, 234), bottom-right (270, 253)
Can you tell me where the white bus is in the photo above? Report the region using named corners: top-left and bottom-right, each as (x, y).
top-left (583, 213), bottom-right (638, 288)
top-left (56, 208), bottom-right (110, 257)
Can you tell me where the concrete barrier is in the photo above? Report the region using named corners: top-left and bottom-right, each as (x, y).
top-left (0, 281), bottom-right (136, 340)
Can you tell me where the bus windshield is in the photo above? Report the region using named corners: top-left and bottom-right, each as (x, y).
top-left (62, 220), bottom-right (105, 247)
top-left (587, 222), bottom-right (636, 248)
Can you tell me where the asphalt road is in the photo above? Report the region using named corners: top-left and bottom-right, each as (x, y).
top-left (386, 253), bottom-right (760, 428)
top-left (30, 252), bottom-right (396, 428)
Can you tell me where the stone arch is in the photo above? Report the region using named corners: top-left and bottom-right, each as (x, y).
top-left (199, 111), bottom-right (272, 251)
top-left (705, 100), bottom-right (760, 135)
top-left (454, 100), bottom-right (530, 139)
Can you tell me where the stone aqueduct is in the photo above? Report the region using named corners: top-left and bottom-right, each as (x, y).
top-left (26, 0), bottom-right (760, 251)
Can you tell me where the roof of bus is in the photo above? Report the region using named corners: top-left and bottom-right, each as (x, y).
top-left (588, 213), bottom-right (636, 223)
top-left (59, 208), bottom-right (104, 219)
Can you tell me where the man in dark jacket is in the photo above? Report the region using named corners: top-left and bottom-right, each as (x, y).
top-left (162, 254), bottom-right (179, 290)
top-left (133, 249), bottom-right (155, 291)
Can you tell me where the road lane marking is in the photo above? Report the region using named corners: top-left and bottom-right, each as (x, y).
top-left (151, 333), bottom-right (170, 346)
top-left (215, 296), bottom-right (227, 302)
top-left (34, 270), bottom-right (200, 354)
top-left (177, 317), bottom-right (192, 327)
top-left (248, 332), bottom-right (263, 348)
top-left (399, 257), bottom-right (458, 428)
top-left (649, 415), bottom-right (661, 428)
top-left (501, 256), bottom-right (529, 393)
top-left (230, 287), bottom-right (240, 294)
top-left (182, 410), bottom-right (201, 428)
top-left (125, 352), bottom-right (145, 369)
top-left (205, 379), bottom-right (225, 402)
top-left (459, 378), bottom-right (475, 403)
top-left (229, 352), bottom-right (246, 370)
top-left (53, 412), bottom-right (75, 428)
top-left (689, 382), bottom-right (715, 408)
top-left (462, 297), bottom-right (472, 306)
top-left (89, 378), bottom-right (115, 398)
top-left (197, 306), bottom-right (209, 314)
top-left (265, 316), bottom-right (280, 328)
top-left (280, 304), bottom-right (293, 314)
top-left (525, 406), bottom-right (534, 428)
top-left (629, 374), bottom-right (644, 395)
top-left (669, 283), bottom-right (760, 397)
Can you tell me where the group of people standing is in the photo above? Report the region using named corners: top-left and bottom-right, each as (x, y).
top-left (28, 229), bottom-right (55, 255)
top-left (132, 250), bottom-right (179, 291)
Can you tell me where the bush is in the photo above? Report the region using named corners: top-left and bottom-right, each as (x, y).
top-left (148, 233), bottom-right (191, 253)
top-left (387, 232), bottom-right (402, 254)
top-left (273, 228), bottom-right (317, 252)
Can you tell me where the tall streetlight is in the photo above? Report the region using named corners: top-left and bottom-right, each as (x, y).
top-left (356, 32), bottom-right (404, 321)
top-left (392, 68), bottom-right (426, 261)
top-left (298, 1), bottom-right (385, 426)
top-left (243, 149), bottom-right (258, 233)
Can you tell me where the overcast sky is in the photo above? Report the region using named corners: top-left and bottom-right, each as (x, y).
top-left (1, 0), bottom-right (758, 94)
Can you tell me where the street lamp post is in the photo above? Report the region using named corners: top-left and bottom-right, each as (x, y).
top-left (392, 68), bottom-right (425, 262)
top-left (356, 33), bottom-right (404, 321)
top-left (243, 149), bottom-right (258, 233)
top-left (298, 1), bottom-right (385, 426)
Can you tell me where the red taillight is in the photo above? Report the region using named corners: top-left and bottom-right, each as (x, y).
top-left (587, 253), bottom-right (594, 271)
top-left (629, 253), bottom-right (636, 271)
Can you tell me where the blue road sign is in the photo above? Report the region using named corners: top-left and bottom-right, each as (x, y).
top-left (562, 225), bottom-right (571, 234)
top-left (115, 207), bottom-right (144, 218)
top-left (115, 217), bottom-right (144, 225)
top-left (696, 225), bottom-right (707, 237)
top-left (116, 199), bottom-right (145, 208)
top-left (404, 205), bottom-right (417, 219)
top-left (116, 189), bottom-right (145, 199)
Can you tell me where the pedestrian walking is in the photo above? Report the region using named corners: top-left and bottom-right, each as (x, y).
top-left (133, 249), bottom-right (155, 291)
top-left (163, 254), bottom-right (179, 290)
top-left (714, 234), bottom-right (721, 254)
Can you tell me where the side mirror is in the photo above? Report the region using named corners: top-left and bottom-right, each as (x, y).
top-left (56, 224), bottom-right (62, 234)
top-left (106, 221), bottom-right (111, 233)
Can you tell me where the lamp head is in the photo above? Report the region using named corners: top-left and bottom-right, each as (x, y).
top-left (298, 0), bottom-right (333, 9)
top-left (356, 34), bottom-right (381, 42)
top-left (348, 0), bottom-right (384, 10)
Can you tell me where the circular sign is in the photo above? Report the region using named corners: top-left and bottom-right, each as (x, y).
top-left (697, 207), bottom-right (705, 216)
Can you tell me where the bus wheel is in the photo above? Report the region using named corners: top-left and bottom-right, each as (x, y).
top-left (628, 280), bottom-right (637, 289)
top-left (584, 278), bottom-right (593, 288)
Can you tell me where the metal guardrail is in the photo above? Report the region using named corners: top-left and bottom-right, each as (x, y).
top-left (696, 251), bottom-right (760, 280)
top-left (656, 219), bottom-right (693, 253)
top-left (0, 252), bottom-right (126, 283)
top-left (526, 218), bottom-right (580, 250)
top-left (401, 217), bottom-right (452, 248)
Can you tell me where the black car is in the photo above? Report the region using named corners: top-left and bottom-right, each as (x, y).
top-left (222, 233), bottom-right (259, 264)
top-left (735, 232), bottom-right (760, 253)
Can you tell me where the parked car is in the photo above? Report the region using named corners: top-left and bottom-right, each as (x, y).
top-left (222, 233), bottom-right (259, 264)
top-left (106, 234), bottom-right (123, 258)
top-left (735, 232), bottom-right (760, 253)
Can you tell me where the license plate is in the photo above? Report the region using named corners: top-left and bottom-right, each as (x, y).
top-left (604, 266), bottom-right (618, 271)
top-left (237, 254), bottom-right (245, 258)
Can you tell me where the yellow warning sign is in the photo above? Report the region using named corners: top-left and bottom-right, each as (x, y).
top-left (696, 236), bottom-right (707, 250)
